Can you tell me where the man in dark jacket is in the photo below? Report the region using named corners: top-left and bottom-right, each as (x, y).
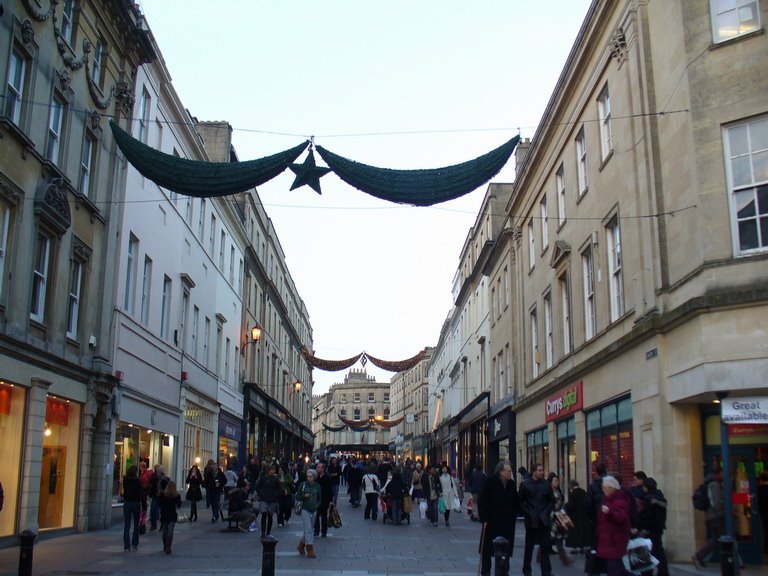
top-left (478, 461), bottom-right (518, 576)
top-left (586, 462), bottom-right (607, 547)
top-left (348, 459), bottom-right (364, 507)
top-left (228, 479), bottom-right (257, 532)
top-left (518, 463), bottom-right (555, 576)
top-left (313, 463), bottom-right (333, 537)
top-left (638, 477), bottom-right (669, 576)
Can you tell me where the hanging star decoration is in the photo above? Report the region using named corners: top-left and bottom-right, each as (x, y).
top-left (289, 144), bottom-right (331, 195)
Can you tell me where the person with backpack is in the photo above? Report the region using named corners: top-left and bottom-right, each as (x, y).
top-left (692, 467), bottom-right (725, 568)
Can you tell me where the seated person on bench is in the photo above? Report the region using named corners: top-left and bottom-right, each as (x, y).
top-left (228, 478), bottom-right (257, 532)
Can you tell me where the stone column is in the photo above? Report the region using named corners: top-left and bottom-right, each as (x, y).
top-left (18, 378), bottom-right (52, 534)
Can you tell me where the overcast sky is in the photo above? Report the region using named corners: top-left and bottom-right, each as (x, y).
top-left (138, 0), bottom-right (593, 394)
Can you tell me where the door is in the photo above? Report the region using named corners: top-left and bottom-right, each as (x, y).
top-left (38, 446), bottom-right (67, 528)
top-left (729, 446), bottom-right (763, 565)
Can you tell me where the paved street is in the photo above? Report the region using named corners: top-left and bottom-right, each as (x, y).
top-left (0, 495), bottom-right (752, 575)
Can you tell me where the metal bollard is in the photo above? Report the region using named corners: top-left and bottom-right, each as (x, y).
top-left (18, 530), bottom-right (36, 576)
top-left (261, 535), bottom-right (278, 576)
top-left (718, 535), bottom-right (738, 576)
top-left (492, 536), bottom-right (510, 576)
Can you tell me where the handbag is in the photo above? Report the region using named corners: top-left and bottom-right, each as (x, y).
top-left (403, 495), bottom-right (413, 514)
top-left (623, 537), bottom-right (658, 574)
top-left (554, 510), bottom-right (574, 530)
top-left (294, 500), bottom-right (303, 516)
top-left (452, 496), bottom-right (461, 512)
top-left (419, 500), bottom-right (428, 518)
top-left (330, 507), bottom-right (342, 528)
top-left (438, 496), bottom-right (447, 514)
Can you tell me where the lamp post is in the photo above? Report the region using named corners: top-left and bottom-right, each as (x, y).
top-left (241, 324), bottom-right (262, 467)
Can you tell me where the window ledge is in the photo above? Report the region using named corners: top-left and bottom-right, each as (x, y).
top-left (556, 219), bottom-right (567, 233)
top-left (576, 188), bottom-right (589, 205)
top-left (598, 149), bottom-right (614, 172)
top-left (710, 27), bottom-right (764, 51)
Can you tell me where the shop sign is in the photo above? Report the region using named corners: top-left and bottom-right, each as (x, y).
top-left (489, 410), bottom-right (512, 441)
top-left (544, 381), bottom-right (583, 423)
top-left (728, 424), bottom-right (768, 436)
top-left (721, 397), bottom-right (768, 424)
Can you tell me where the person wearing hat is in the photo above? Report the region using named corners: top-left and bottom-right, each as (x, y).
top-left (296, 468), bottom-right (321, 558)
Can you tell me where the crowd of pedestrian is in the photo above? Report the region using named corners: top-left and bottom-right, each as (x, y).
top-left (120, 453), bottom-right (713, 575)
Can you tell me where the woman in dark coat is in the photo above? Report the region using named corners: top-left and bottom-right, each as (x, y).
top-left (477, 461), bottom-right (519, 576)
top-left (565, 478), bottom-right (590, 552)
top-left (595, 475), bottom-right (632, 576)
top-left (185, 464), bottom-right (203, 521)
top-left (384, 470), bottom-right (407, 525)
top-left (121, 465), bottom-right (142, 551)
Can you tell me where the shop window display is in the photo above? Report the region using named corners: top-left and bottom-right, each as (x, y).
top-left (586, 397), bottom-right (633, 483)
top-left (557, 418), bottom-right (577, 488)
top-left (0, 382), bottom-right (25, 536)
top-left (40, 396), bottom-right (81, 529)
top-left (527, 426), bottom-right (550, 476)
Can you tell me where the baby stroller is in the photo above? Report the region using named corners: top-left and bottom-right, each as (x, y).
top-left (381, 494), bottom-right (410, 525)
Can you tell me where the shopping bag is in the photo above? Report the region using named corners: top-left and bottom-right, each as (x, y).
top-left (438, 497), bottom-right (446, 514)
top-left (139, 510), bottom-right (147, 535)
top-left (330, 507), bottom-right (342, 528)
top-left (452, 496), bottom-right (461, 512)
top-left (177, 513), bottom-right (188, 523)
top-left (466, 495), bottom-right (474, 513)
top-left (554, 510), bottom-right (574, 530)
top-left (623, 537), bottom-right (658, 574)
top-left (419, 500), bottom-right (428, 518)
top-left (403, 495), bottom-right (413, 514)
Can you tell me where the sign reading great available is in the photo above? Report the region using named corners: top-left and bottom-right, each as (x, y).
top-left (545, 381), bottom-right (584, 422)
top-left (721, 397), bottom-right (768, 424)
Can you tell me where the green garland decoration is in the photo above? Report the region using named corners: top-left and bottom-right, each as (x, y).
top-left (322, 422), bottom-right (347, 432)
top-left (363, 350), bottom-right (427, 372)
top-left (315, 135), bottom-right (520, 206)
top-left (110, 121), bottom-right (308, 197)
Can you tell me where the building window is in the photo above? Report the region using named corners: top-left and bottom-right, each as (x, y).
top-left (140, 256), bottom-right (152, 324)
top-left (606, 217), bottom-right (625, 321)
top-left (5, 48), bottom-right (27, 126)
top-left (191, 306), bottom-right (199, 358)
top-left (30, 233), bottom-right (51, 323)
top-left (181, 291), bottom-right (189, 351)
top-left (582, 245), bottom-right (596, 340)
top-left (556, 165), bottom-right (566, 225)
top-left (354, 392), bottom-right (360, 403)
top-left (504, 266), bottom-right (510, 308)
top-left (208, 214), bottom-right (216, 253)
top-left (215, 323), bottom-right (223, 377)
top-left (66, 258), bottom-right (83, 339)
top-left (80, 135), bottom-right (96, 197)
top-left (711, 0), bottom-right (761, 43)
top-left (90, 39), bottom-right (104, 88)
top-left (203, 317), bottom-right (210, 366)
top-left (60, 0), bottom-right (75, 45)
top-left (229, 246), bottom-right (235, 284)
top-left (0, 201), bottom-right (11, 301)
top-left (185, 197), bottom-right (193, 224)
top-left (368, 392), bottom-right (375, 402)
top-left (124, 234), bottom-right (138, 312)
top-left (137, 88), bottom-right (150, 143)
top-left (576, 128), bottom-right (588, 194)
top-left (559, 273), bottom-right (572, 353)
top-left (526, 427), bottom-right (550, 476)
top-left (597, 85), bottom-right (613, 160)
top-left (368, 407), bottom-right (375, 419)
top-left (528, 219), bottom-right (535, 270)
top-left (540, 196), bottom-right (549, 251)
top-left (224, 337), bottom-right (231, 384)
top-left (384, 392), bottom-right (390, 403)
top-left (587, 397), bottom-right (634, 483)
top-left (530, 307), bottom-right (539, 378)
top-left (725, 117), bottom-right (768, 253)
top-left (46, 97), bottom-right (65, 162)
top-left (544, 292), bottom-right (553, 369)
top-left (198, 199), bottom-right (206, 240)
top-left (219, 231), bottom-right (226, 269)
top-left (353, 408), bottom-right (361, 420)
top-left (341, 393), bottom-right (347, 403)
top-left (160, 276), bottom-right (171, 339)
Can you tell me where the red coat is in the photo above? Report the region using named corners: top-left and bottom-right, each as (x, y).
top-left (596, 489), bottom-right (632, 560)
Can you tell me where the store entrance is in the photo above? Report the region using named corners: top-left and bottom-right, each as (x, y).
top-left (705, 444), bottom-right (767, 565)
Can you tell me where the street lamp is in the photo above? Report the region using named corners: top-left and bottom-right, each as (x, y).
top-left (250, 324), bottom-right (261, 343)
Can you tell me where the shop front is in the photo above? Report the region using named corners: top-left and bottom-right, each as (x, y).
top-left (0, 381), bottom-right (24, 538)
top-left (456, 392), bottom-right (489, 478)
top-left (113, 395), bottom-right (179, 504)
top-left (702, 397), bottom-right (768, 565)
top-left (487, 405), bottom-right (514, 474)
top-left (545, 381), bottom-right (583, 489)
top-left (217, 409), bottom-right (243, 472)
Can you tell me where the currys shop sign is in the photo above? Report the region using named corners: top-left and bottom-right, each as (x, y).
top-left (545, 381), bottom-right (584, 423)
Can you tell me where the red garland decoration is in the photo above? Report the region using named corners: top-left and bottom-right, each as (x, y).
top-left (337, 414), bottom-right (405, 429)
top-left (363, 349), bottom-right (427, 373)
top-left (300, 347), bottom-right (362, 372)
